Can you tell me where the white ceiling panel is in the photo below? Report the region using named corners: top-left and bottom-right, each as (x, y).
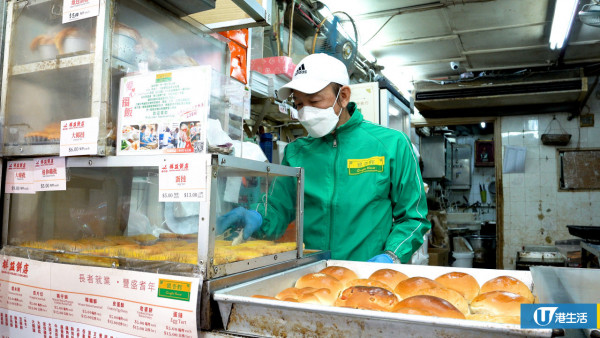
top-left (376, 39), bottom-right (462, 63)
top-left (320, 0), bottom-right (433, 17)
top-left (466, 49), bottom-right (556, 70)
top-left (564, 44), bottom-right (600, 63)
top-left (446, 0), bottom-right (551, 31)
top-left (459, 24), bottom-right (548, 51)
top-left (358, 9), bottom-right (452, 47)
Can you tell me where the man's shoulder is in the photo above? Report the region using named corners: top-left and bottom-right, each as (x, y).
top-left (357, 121), bottom-right (411, 146)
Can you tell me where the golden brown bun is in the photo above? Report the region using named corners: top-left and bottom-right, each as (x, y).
top-left (414, 287), bottom-right (470, 315)
top-left (54, 27), bottom-right (80, 54)
top-left (467, 313), bottom-right (521, 325)
top-left (394, 277), bottom-right (443, 300)
top-left (334, 286), bottom-right (399, 312)
top-left (470, 291), bottom-right (529, 317)
top-left (30, 35), bottom-right (55, 51)
top-left (295, 273), bottom-right (343, 296)
top-left (435, 272), bottom-right (481, 303)
top-left (319, 266), bottom-right (358, 286)
top-left (368, 269), bottom-right (409, 290)
top-left (480, 276), bottom-right (534, 303)
top-left (297, 288), bottom-right (337, 306)
top-left (115, 22), bottom-right (141, 41)
top-left (344, 279), bottom-right (394, 292)
top-left (275, 287), bottom-right (309, 301)
top-left (393, 295), bottom-right (465, 319)
top-left (394, 307), bottom-right (435, 317)
top-left (251, 295), bottom-right (278, 300)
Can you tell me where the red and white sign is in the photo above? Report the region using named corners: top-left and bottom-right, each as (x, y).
top-left (34, 157), bottom-right (67, 192)
top-left (0, 256), bottom-right (200, 338)
top-left (62, 0), bottom-right (100, 24)
top-left (5, 160), bottom-right (35, 194)
top-left (60, 117), bottom-right (99, 157)
top-left (159, 155), bottom-right (208, 202)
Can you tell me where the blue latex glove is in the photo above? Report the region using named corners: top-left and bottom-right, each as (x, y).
top-left (216, 207), bottom-right (263, 240)
top-left (367, 253), bottom-right (394, 263)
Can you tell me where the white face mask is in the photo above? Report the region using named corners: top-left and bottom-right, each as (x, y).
top-left (298, 90), bottom-right (342, 138)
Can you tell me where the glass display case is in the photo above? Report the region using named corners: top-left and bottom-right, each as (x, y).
top-left (2, 154), bottom-right (304, 279)
top-left (1, 0), bottom-right (229, 157)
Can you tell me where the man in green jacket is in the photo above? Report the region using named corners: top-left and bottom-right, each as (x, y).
top-left (217, 53), bottom-right (430, 263)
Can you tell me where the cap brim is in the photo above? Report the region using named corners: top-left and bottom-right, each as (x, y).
top-left (276, 77), bottom-right (331, 101)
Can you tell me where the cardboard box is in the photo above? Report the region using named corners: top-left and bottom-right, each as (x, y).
top-left (428, 247), bottom-right (450, 266)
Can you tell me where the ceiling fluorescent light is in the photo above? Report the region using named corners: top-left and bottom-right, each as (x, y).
top-left (549, 0), bottom-right (579, 50)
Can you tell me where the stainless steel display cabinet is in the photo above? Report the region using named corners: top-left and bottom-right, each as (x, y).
top-left (1, 0), bottom-right (229, 157)
top-left (2, 154), bottom-right (304, 279)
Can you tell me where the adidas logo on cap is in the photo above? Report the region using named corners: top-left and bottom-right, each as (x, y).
top-left (295, 63), bottom-right (307, 76)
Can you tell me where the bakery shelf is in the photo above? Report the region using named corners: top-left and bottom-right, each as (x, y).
top-left (1, 0), bottom-right (229, 157)
top-left (10, 53), bottom-right (94, 76)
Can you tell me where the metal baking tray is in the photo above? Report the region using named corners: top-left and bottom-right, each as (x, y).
top-left (214, 260), bottom-right (554, 337)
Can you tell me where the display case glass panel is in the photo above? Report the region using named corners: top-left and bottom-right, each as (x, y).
top-left (2, 155), bottom-right (302, 278)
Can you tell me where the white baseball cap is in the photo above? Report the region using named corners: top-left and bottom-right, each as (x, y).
top-left (277, 53), bottom-right (350, 100)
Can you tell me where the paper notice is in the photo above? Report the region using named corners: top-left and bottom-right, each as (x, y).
top-left (34, 157), bottom-right (67, 191)
top-left (5, 160), bottom-right (35, 194)
top-left (60, 117), bottom-right (99, 157)
top-left (159, 155), bottom-right (208, 202)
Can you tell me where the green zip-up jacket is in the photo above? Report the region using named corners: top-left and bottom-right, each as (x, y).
top-left (254, 103), bottom-right (430, 263)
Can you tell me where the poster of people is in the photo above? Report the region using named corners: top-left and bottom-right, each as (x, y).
top-left (117, 66), bottom-right (210, 155)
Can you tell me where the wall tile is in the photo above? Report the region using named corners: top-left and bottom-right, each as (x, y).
top-left (525, 118), bottom-right (539, 132)
top-left (524, 173), bottom-right (540, 187)
top-left (525, 145), bottom-right (540, 159)
top-left (523, 131), bottom-right (540, 145)
top-left (525, 159), bottom-right (540, 174)
top-left (510, 203), bottom-right (526, 217)
top-left (508, 133), bottom-right (524, 146)
top-left (525, 188), bottom-right (541, 203)
top-left (539, 145), bottom-right (557, 159)
top-left (510, 174), bottom-right (525, 187)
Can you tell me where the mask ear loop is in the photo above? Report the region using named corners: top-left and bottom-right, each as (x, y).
top-left (333, 88), bottom-right (343, 116)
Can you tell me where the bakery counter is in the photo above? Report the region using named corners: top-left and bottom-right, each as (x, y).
top-left (214, 260), bottom-right (556, 337)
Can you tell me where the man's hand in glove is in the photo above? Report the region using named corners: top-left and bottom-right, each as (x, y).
top-left (367, 253), bottom-right (394, 264)
top-left (216, 207), bottom-right (262, 240)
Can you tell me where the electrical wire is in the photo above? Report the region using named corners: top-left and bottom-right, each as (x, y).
top-left (362, 13), bottom-right (398, 46)
top-left (297, 4), bottom-right (318, 27)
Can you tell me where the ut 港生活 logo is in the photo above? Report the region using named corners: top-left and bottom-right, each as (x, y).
top-left (533, 307), bottom-right (558, 326)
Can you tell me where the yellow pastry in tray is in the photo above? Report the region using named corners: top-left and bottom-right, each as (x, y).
top-left (130, 234), bottom-right (158, 245)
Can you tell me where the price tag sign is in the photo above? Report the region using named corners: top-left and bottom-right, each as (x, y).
top-left (60, 117), bottom-right (99, 157)
top-left (62, 0), bottom-right (100, 24)
top-left (159, 156), bottom-right (207, 202)
top-left (6, 160), bottom-right (35, 194)
top-left (34, 157), bottom-right (67, 191)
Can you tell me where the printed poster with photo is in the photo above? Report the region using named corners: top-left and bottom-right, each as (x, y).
top-left (117, 66), bottom-right (211, 155)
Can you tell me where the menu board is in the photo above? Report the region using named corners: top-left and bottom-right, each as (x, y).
top-left (117, 66), bottom-right (211, 156)
top-left (0, 256), bottom-right (200, 337)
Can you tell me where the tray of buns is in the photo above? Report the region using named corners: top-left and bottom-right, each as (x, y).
top-left (214, 260), bottom-right (554, 337)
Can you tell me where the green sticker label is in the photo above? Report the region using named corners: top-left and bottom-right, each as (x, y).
top-left (158, 279), bottom-right (191, 301)
top-left (347, 156), bottom-right (385, 175)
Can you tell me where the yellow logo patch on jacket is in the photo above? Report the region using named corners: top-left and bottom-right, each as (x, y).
top-left (347, 156), bottom-right (385, 175)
